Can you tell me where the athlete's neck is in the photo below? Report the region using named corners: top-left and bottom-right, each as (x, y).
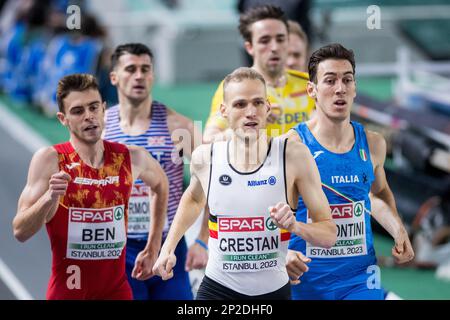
top-left (308, 115), bottom-right (354, 153)
top-left (229, 132), bottom-right (270, 172)
top-left (70, 137), bottom-right (105, 168)
top-left (118, 95), bottom-right (152, 132)
top-left (252, 65), bottom-right (286, 88)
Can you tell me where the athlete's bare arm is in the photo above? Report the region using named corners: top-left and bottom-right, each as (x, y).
top-left (274, 132), bottom-right (336, 284)
top-left (128, 145), bottom-right (169, 280)
top-left (152, 144), bottom-right (211, 280)
top-left (13, 147), bottom-right (70, 242)
top-left (284, 131), bottom-right (337, 248)
top-left (367, 131), bottom-right (414, 264)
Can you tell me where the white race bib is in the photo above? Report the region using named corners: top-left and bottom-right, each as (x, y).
top-left (307, 201), bottom-right (367, 258)
top-left (67, 205), bottom-right (126, 260)
top-left (217, 216), bottom-right (284, 273)
top-left (128, 185), bottom-right (151, 235)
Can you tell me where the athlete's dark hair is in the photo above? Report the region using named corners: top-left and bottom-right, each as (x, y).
top-left (238, 5), bottom-right (289, 43)
top-left (57, 73), bottom-right (100, 113)
top-left (223, 67), bottom-right (266, 101)
top-left (308, 43), bottom-right (356, 83)
top-left (110, 43), bottom-right (154, 70)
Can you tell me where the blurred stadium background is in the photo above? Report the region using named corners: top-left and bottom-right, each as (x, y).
top-left (0, 0), bottom-right (449, 300)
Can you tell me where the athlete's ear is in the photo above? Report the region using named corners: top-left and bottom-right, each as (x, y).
top-left (56, 112), bottom-right (68, 126)
top-left (110, 70), bottom-right (117, 86)
top-left (244, 41), bottom-right (253, 57)
top-left (307, 81), bottom-right (316, 99)
top-left (220, 103), bottom-right (227, 118)
top-left (266, 99), bottom-right (271, 113)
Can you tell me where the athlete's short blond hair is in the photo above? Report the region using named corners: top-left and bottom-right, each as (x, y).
top-left (223, 67), bottom-right (266, 101)
top-left (288, 20), bottom-right (308, 45)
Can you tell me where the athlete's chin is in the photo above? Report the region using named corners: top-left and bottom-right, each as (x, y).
top-left (268, 67), bottom-right (283, 77)
top-left (328, 113), bottom-right (349, 122)
top-left (129, 91), bottom-right (149, 100)
top-left (80, 133), bottom-right (102, 145)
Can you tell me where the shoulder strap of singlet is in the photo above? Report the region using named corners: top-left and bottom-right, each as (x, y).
top-left (151, 100), bottom-right (168, 124)
top-left (294, 122), bottom-right (310, 145)
top-left (206, 143), bottom-right (214, 210)
top-left (351, 121), bottom-right (364, 147)
top-left (280, 136), bottom-right (297, 212)
top-left (351, 120), bottom-right (373, 164)
top-left (53, 141), bottom-right (74, 154)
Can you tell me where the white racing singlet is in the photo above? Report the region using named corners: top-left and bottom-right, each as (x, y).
top-left (206, 137), bottom-right (290, 295)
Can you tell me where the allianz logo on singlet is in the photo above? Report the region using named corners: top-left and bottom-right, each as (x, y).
top-left (248, 176), bottom-right (277, 187)
top-left (331, 175), bottom-right (359, 184)
top-left (73, 176), bottom-right (119, 186)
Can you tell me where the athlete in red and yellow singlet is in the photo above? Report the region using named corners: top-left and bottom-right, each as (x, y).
top-left (46, 140), bottom-right (133, 299)
top-left (14, 74), bottom-right (169, 300)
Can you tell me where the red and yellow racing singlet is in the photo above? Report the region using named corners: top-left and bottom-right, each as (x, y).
top-left (46, 140), bottom-right (133, 300)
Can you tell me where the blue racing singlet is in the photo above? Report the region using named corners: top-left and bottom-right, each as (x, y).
top-left (104, 101), bottom-right (184, 240)
top-left (289, 121), bottom-right (378, 290)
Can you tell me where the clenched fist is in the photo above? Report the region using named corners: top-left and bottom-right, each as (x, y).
top-left (152, 251), bottom-right (177, 281)
top-left (269, 202), bottom-right (296, 233)
top-left (48, 171), bottom-right (71, 201)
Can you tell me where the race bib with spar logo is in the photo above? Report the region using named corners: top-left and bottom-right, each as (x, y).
top-left (216, 216), bottom-right (289, 273)
top-left (306, 200), bottom-right (367, 258)
top-left (67, 205), bottom-right (126, 260)
top-left (128, 185), bottom-right (151, 234)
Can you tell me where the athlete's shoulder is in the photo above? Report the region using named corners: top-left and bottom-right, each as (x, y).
top-left (166, 107), bottom-right (194, 131)
top-left (286, 69), bottom-right (309, 81)
top-left (283, 127), bottom-right (302, 144)
top-left (31, 146), bottom-right (59, 175)
top-left (126, 145), bottom-right (153, 168)
top-left (285, 130), bottom-right (309, 159)
top-left (191, 143), bottom-right (212, 170)
top-left (365, 129), bottom-right (386, 160)
top-left (37, 146), bottom-right (58, 161)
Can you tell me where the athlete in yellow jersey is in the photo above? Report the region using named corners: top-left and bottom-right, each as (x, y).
top-left (204, 5), bottom-right (315, 142)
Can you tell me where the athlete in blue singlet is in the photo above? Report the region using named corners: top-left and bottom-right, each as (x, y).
top-left (286, 43), bottom-right (414, 300)
top-left (103, 43), bottom-right (206, 300)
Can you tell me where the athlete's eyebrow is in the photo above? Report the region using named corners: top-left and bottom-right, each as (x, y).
top-left (88, 100), bottom-right (101, 106)
top-left (124, 63), bottom-right (151, 69)
top-left (323, 71), bottom-right (354, 77)
top-left (70, 100), bottom-right (101, 110)
top-left (232, 99), bottom-right (247, 105)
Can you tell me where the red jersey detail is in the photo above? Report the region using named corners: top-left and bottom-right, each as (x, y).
top-left (46, 140), bottom-right (133, 300)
